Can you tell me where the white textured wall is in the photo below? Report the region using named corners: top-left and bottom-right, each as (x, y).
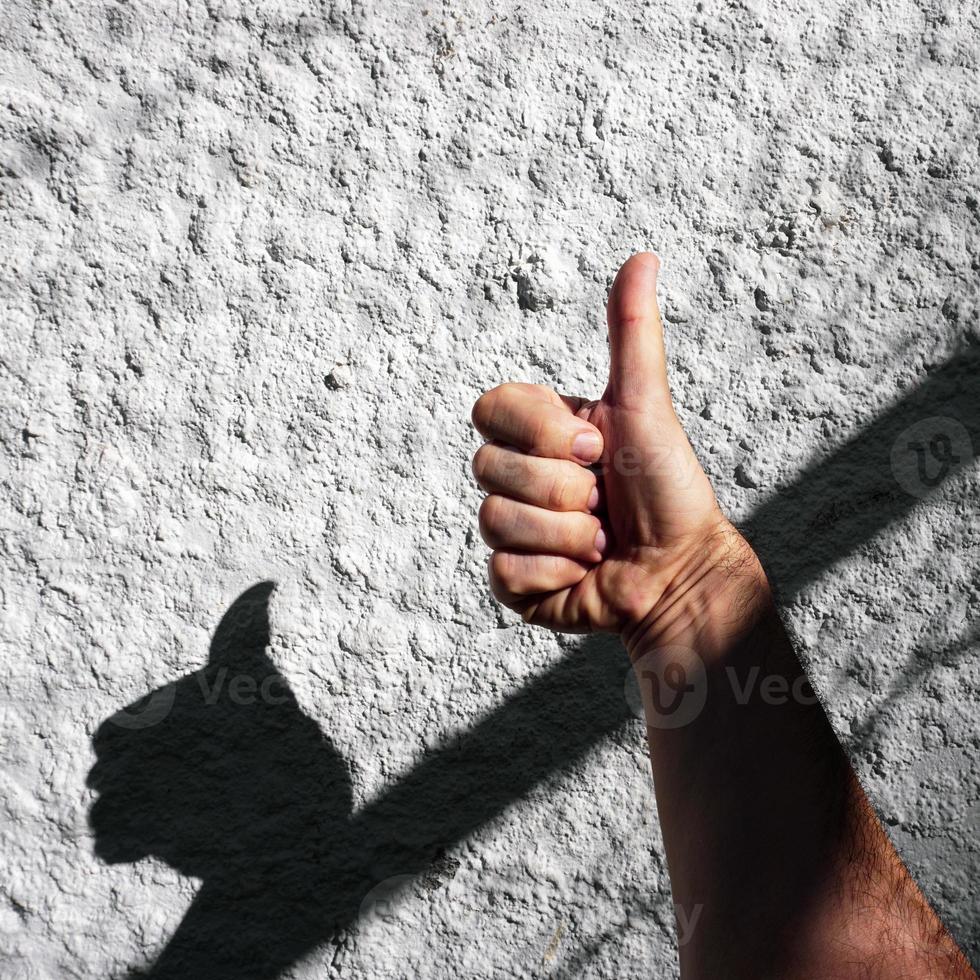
top-left (2, 0), bottom-right (978, 976)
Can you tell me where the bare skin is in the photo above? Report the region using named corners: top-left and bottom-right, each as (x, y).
top-left (471, 253), bottom-right (975, 979)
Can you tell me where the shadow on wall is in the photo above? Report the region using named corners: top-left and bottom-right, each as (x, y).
top-left (88, 341), bottom-right (980, 977)
top-left (87, 583), bottom-right (633, 979)
top-left (744, 338), bottom-right (980, 602)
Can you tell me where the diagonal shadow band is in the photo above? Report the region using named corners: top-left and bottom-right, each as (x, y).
top-left (743, 340), bottom-right (980, 602)
top-left (87, 342), bottom-right (979, 978)
top-left (352, 633), bottom-right (633, 860)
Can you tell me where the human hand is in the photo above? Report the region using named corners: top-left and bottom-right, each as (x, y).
top-left (471, 253), bottom-right (766, 655)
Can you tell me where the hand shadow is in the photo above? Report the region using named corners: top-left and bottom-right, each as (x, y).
top-left (87, 582), bottom-right (368, 977)
top-left (87, 582), bottom-right (635, 979)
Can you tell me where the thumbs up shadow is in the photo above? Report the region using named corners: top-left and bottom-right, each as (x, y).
top-left (87, 582), bottom-right (635, 979)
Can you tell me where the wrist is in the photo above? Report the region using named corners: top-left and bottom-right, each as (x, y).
top-left (623, 519), bottom-right (773, 664)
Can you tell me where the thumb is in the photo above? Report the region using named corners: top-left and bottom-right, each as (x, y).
top-left (604, 252), bottom-right (671, 409)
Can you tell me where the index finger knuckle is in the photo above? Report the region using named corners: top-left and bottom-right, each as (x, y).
top-left (545, 469), bottom-right (575, 510)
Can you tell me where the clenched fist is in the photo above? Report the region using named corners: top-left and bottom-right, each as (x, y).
top-left (471, 253), bottom-right (766, 657)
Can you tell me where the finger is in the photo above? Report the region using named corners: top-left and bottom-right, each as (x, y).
top-left (604, 252), bottom-right (671, 409)
top-left (472, 383), bottom-right (603, 463)
top-left (472, 443), bottom-right (599, 512)
top-left (479, 495), bottom-right (606, 562)
top-left (489, 551), bottom-right (590, 603)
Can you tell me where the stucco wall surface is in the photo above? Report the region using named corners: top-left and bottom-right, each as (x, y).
top-left (1, 0), bottom-right (978, 977)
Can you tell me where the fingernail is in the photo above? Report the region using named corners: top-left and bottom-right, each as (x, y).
top-left (587, 485), bottom-right (600, 510)
top-left (572, 431), bottom-right (602, 462)
top-left (594, 528), bottom-right (608, 555)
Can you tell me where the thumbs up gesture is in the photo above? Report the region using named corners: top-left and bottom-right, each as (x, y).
top-left (472, 254), bottom-right (765, 654)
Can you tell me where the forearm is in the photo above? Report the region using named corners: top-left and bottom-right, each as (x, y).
top-left (469, 255), bottom-right (974, 977)
top-left (628, 530), bottom-right (974, 979)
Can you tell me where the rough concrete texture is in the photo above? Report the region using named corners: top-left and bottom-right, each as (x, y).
top-left (2, 0), bottom-right (979, 976)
